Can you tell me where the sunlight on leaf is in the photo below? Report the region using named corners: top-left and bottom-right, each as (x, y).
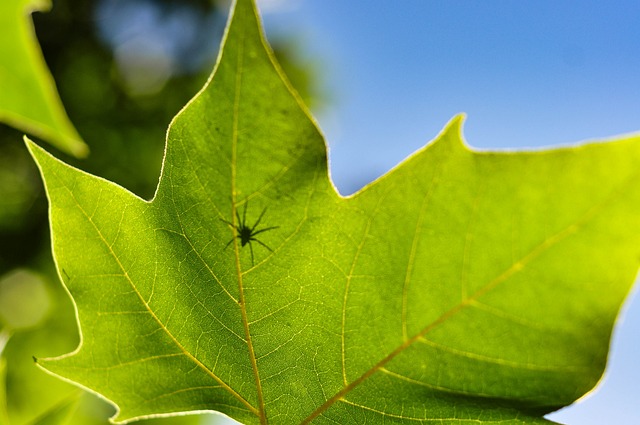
top-left (25, 0), bottom-right (640, 423)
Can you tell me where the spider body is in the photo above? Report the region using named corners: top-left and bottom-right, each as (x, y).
top-left (221, 202), bottom-right (278, 265)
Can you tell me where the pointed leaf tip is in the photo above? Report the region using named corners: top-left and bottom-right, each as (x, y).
top-left (440, 113), bottom-right (467, 148)
top-left (24, 136), bottom-right (53, 168)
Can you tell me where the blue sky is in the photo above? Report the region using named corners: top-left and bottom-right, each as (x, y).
top-left (257, 1), bottom-right (640, 424)
top-left (263, 1), bottom-right (640, 192)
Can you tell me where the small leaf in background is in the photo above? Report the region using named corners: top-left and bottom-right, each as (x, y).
top-left (0, 0), bottom-right (87, 157)
top-left (0, 270), bottom-right (51, 331)
top-left (26, 0), bottom-right (640, 424)
top-left (28, 392), bottom-right (81, 425)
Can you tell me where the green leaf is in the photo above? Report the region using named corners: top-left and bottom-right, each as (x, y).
top-left (0, 0), bottom-right (87, 157)
top-left (28, 392), bottom-right (81, 425)
top-left (0, 269), bottom-right (206, 425)
top-left (26, 0), bottom-right (640, 423)
top-left (1, 342), bottom-right (9, 425)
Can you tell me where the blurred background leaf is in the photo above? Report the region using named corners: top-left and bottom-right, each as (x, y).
top-left (0, 0), bottom-right (87, 158)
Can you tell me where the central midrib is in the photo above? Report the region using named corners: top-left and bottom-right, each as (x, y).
top-left (230, 26), bottom-right (267, 425)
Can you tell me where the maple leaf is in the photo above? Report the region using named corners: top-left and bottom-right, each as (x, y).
top-left (26, 0), bottom-right (640, 423)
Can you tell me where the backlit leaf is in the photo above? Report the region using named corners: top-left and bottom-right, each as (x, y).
top-left (27, 0), bottom-right (640, 423)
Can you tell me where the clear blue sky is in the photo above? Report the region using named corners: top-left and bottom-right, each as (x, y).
top-left (257, 1), bottom-right (640, 424)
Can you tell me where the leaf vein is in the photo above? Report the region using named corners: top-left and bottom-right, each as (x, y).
top-left (302, 168), bottom-right (629, 423)
top-left (58, 180), bottom-right (258, 416)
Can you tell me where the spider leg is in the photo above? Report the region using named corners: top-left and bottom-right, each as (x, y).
top-left (249, 242), bottom-right (255, 265)
top-left (251, 207), bottom-right (268, 231)
top-left (220, 217), bottom-right (239, 250)
top-left (220, 218), bottom-right (235, 228)
top-left (236, 208), bottom-right (243, 228)
top-left (252, 225), bottom-right (279, 236)
top-left (242, 201), bottom-right (248, 227)
top-left (252, 237), bottom-right (274, 252)
top-left (224, 237), bottom-right (236, 249)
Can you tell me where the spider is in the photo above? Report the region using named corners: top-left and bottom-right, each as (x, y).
top-left (221, 202), bottom-right (279, 265)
